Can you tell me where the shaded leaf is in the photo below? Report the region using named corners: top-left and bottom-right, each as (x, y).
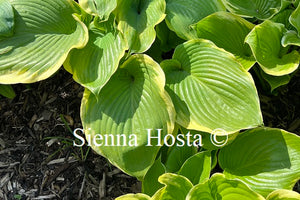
top-left (0, 0), bottom-right (14, 38)
top-left (0, 84), bottom-right (15, 99)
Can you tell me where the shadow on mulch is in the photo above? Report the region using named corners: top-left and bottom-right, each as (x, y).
top-left (0, 68), bottom-right (299, 199)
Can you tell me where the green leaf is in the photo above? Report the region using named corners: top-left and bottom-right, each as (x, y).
top-left (161, 39), bottom-right (263, 133)
top-left (186, 173), bottom-right (265, 200)
top-left (165, 0), bottom-right (225, 40)
top-left (221, 0), bottom-right (282, 19)
top-left (245, 20), bottom-right (300, 76)
top-left (0, 0), bottom-right (88, 84)
top-left (195, 11), bottom-right (255, 71)
top-left (282, 30), bottom-right (300, 47)
top-left (81, 54), bottom-right (175, 179)
top-left (152, 173), bottom-right (193, 200)
top-left (142, 158), bottom-right (166, 196)
top-left (164, 143), bottom-right (197, 173)
top-left (0, 0), bottom-right (14, 38)
top-left (64, 22), bottom-right (127, 96)
top-left (0, 84), bottom-right (15, 99)
top-left (290, 3), bottom-right (300, 36)
top-left (115, 0), bottom-right (165, 53)
top-left (271, 9), bottom-right (295, 30)
top-left (266, 189), bottom-right (300, 200)
top-left (178, 151), bottom-right (211, 185)
top-left (116, 194), bottom-right (151, 200)
top-left (219, 127), bottom-right (300, 197)
top-left (260, 69), bottom-right (291, 92)
top-left (79, 0), bottom-right (117, 21)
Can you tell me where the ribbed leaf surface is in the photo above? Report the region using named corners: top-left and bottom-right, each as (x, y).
top-left (115, 0), bottom-right (165, 53)
top-left (219, 128), bottom-right (300, 197)
top-left (246, 20), bottom-right (300, 76)
top-left (186, 173), bottom-right (265, 200)
top-left (0, 0), bottom-right (14, 38)
top-left (166, 0), bottom-right (225, 40)
top-left (64, 25), bottom-right (127, 96)
top-left (195, 12), bottom-right (255, 70)
top-left (161, 39), bottom-right (263, 133)
top-left (79, 0), bottom-right (117, 21)
top-left (81, 54), bottom-right (175, 179)
top-left (222, 0), bottom-right (281, 19)
top-left (0, 0), bottom-right (88, 84)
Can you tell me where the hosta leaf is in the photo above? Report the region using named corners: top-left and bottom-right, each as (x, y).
top-left (290, 3), bottom-right (300, 36)
top-left (266, 189), bottom-right (300, 200)
top-left (81, 54), bottom-right (175, 179)
top-left (186, 173), bottom-right (265, 200)
top-left (165, 0), bottom-right (225, 40)
top-left (152, 173), bottom-right (193, 200)
top-left (178, 151), bottom-right (211, 185)
top-left (0, 0), bottom-right (14, 38)
top-left (282, 30), bottom-right (300, 47)
top-left (0, 0), bottom-right (88, 84)
top-left (221, 0), bottom-right (282, 19)
top-left (161, 39), bottom-right (263, 133)
top-left (195, 12), bottom-right (255, 71)
top-left (116, 194), bottom-right (151, 200)
top-left (271, 9), bottom-right (295, 30)
top-left (142, 158), bottom-right (166, 196)
top-left (219, 127), bottom-right (300, 197)
top-left (0, 84), bottom-right (15, 99)
top-left (64, 23), bottom-right (127, 96)
top-left (246, 20), bottom-right (300, 76)
top-left (260, 69), bottom-right (291, 92)
top-left (115, 0), bottom-right (165, 53)
top-left (79, 0), bottom-right (117, 21)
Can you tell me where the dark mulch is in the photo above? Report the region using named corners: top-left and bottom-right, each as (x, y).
top-left (0, 68), bottom-right (299, 199)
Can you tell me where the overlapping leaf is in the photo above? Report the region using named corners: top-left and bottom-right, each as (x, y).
top-left (0, 0), bottom-right (88, 84)
top-left (290, 3), bottom-right (300, 36)
top-left (79, 0), bottom-right (117, 21)
top-left (195, 12), bottom-right (255, 70)
top-left (266, 189), bottom-right (300, 200)
top-left (219, 127), bottom-right (300, 197)
top-left (115, 0), bottom-right (165, 53)
top-left (0, 0), bottom-right (14, 38)
top-left (81, 54), bottom-right (175, 179)
top-left (246, 20), bottom-right (300, 76)
top-left (64, 22), bottom-right (127, 96)
top-left (186, 173), bottom-right (265, 200)
top-left (221, 0), bottom-right (282, 19)
top-left (165, 0), bottom-right (225, 40)
top-left (161, 39), bottom-right (263, 133)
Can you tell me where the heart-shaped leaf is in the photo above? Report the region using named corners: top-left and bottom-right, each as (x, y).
top-left (221, 0), bottom-right (282, 19)
top-left (165, 0), bottom-right (225, 40)
top-left (152, 173), bottom-right (193, 200)
top-left (245, 20), bottom-right (300, 76)
top-left (186, 173), bottom-right (265, 200)
top-left (219, 127), bottom-right (300, 197)
top-left (81, 54), bottom-right (175, 179)
top-left (114, 0), bottom-right (165, 53)
top-left (161, 39), bottom-right (263, 133)
top-left (79, 0), bottom-right (117, 21)
top-left (64, 22), bottom-right (128, 96)
top-left (195, 11), bottom-right (255, 70)
top-left (266, 189), bottom-right (300, 200)
top-left (0, 0), bottom-right (14, 38)
top-left (0, 0), bottom-right (88, 84)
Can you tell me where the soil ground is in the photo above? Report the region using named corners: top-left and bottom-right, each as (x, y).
top-left (0, 68), bottom-right (299, 199)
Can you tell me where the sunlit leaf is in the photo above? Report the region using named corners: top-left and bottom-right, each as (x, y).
top-left (0, 0), bottom-right (88, 84)
top-left (195, 11), bottom-right (255, 70)
top-left (165, 0), bottom-right (225, 40)
top-left (115, 0), bottom-right (166, 53)
top-left (161, 39), bottom-right (263, 133)
top-left (219, 127), bottom-right (300, 197)
top-left (221, 0), bottom-right (282, 19)
top-left (245, 20), bottom-right (300, 76)
top-left (81, 54), bottom-right (175, 179)
top-left (186, 173), bottom-right (265, 200)
top-left (282, 30), bottom-right (300, 47)
top-left (116, 194), bottom-right (151, 200)
top-left (79, 0), bottom-right (117, 21)
top-left (266, 189), bottom-right (300, 200)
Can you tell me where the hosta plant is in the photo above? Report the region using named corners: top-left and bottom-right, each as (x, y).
top-left (0, 0), bottom-right (299, 198)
